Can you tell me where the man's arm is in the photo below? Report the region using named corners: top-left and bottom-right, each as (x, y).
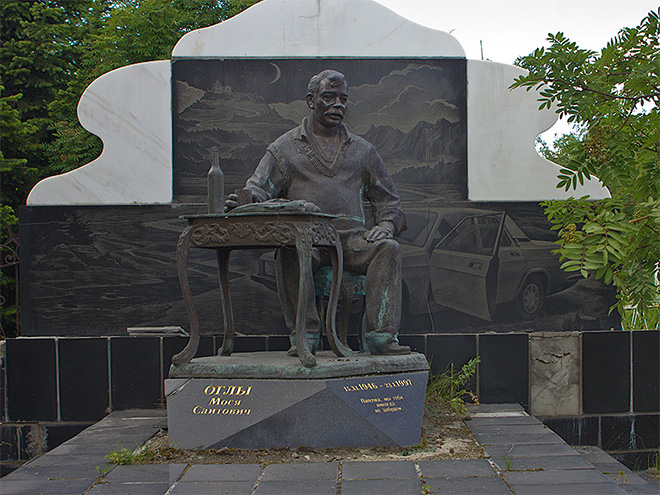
top-left (363, 147), bottom-right (406, 241)
top-left (225, 147), bottom-right (285, 211)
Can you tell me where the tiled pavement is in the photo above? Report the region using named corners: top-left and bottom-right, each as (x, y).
top-left (0, 406), bottom-right (657, 495)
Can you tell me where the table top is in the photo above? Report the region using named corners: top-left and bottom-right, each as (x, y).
top-left (183, 211), bottom-right (341, 220)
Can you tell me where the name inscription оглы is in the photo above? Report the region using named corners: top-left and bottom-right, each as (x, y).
top-left (192, 384), bottom-right (253, 416)
top-left (343, 378), bottom-right (413, 414)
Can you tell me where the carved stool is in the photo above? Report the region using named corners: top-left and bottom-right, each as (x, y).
top-left (314, 266), bottom-right (367, 353)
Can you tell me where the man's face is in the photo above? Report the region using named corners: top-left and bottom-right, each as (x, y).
top-left (308, 78), bottom-right (348, 128)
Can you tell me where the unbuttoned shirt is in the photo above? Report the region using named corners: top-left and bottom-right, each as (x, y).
top-left (245, 118), bottom-right (406, 234)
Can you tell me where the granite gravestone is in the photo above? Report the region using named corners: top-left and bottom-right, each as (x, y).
top-left (167, 353), bottom-right (429, 449)
top-left (167, 68), bottom-right (430, 449)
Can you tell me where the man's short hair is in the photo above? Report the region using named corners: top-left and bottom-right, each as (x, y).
top-left (307, 70), bottom-right (347, 97)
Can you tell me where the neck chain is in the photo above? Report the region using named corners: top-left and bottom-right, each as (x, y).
top-left (308, 132), bottom-right (342, 168)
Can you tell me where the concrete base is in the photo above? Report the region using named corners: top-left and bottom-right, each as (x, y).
top-left (166, 351), bottom-right (429, 450)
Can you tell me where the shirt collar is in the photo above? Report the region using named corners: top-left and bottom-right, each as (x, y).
top-left (298, 117), bottom-right (351, 143)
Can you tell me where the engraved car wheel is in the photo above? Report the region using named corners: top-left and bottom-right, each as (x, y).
top-left (515, 274), bottom-right (545, 320)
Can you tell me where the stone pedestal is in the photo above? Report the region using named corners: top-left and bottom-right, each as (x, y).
top-left (166, 351), bottom-right (429, 450)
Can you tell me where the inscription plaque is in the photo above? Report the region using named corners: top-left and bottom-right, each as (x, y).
top-left (166, 370), bottom-right (428, 449)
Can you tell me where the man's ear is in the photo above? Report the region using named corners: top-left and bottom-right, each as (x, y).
top-left (306, 94), bottom-right (314, 108)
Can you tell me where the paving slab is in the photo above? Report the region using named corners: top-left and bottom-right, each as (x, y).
top-left (260, 462), bottom-right (338, 481)
top-left (0, 463), bottom-right (101, 481)
top-left (485, 442), bottom-right (581, 458)
top-left (340, 477), bottom-right (422, 494)
top-left (473, 430), bottom-right (565, 445)
top-left (418, 459), bottom-right (498, 478)
top-left (341, 460), bottom-right (418, 480)
top-left (180, 463), bottom-right (262, 482)
top-left (169, 480), bottom-right (256, 494)
top-left (510, 482), bottom-right (628, 494)
top-left (253, 479), bottom-right (337, 494)
top-left (0, 478), bottom-right (96, 495)
top-left (85, 481), bottom-right (172, 494)
top-left (102, 463), bottom-right (187, 483)
top-left (467, 416), bottom-right (543, 426)
top-left (504, 467), bottom-right (616, 485)
top-left (467, 424), bottom-right (552, 434)
top-left (490, 454), bottom-right (594, 471)
top-left (2, 405), bottom-right (658, 495)
top-left (425, 475), bottom-right (512, 494)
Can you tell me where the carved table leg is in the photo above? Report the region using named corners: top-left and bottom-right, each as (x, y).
top-left (294, 227), bottom-right (316, 367)
top-left (172, 226), bottom-right (199, 365)
top-left (325, 238), bottom-right (354, 357)
top-left (216, 248), bottom-right (235, 356)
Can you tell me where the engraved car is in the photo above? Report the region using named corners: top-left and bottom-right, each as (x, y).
top-left (251, 207), bottom-right (579, 322)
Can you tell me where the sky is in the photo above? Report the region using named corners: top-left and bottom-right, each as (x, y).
top-left (373, 0), bottom-right (657, 140)
top-left (373, 0), bottom-right (657, 64)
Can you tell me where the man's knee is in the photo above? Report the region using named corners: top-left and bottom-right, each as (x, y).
top-left (374, 237), bottom-right (401, 259)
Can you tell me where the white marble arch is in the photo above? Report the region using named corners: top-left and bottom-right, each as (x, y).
top-left (171, 0), bottom-right (465, 58)
top-left (467, 60), bottom-right (607, 200)
top-left (26, 0), bottom-right (607, 206)
top-left (27, 60), bottom-right (172, 205)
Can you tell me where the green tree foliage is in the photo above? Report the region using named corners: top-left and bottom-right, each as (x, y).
top-left (511, 9), bottom-right (660, 323)
top-left (1, 0), bottom-right (259, 335)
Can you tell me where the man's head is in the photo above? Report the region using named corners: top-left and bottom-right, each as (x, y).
top-left (306, 70), bottom-right (348, 128)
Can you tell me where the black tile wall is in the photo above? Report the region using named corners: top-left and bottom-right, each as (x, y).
top-left (59, 338), bottom-right (109, 421)
top-left (397, 334), bottom-right (426, 354)
top-left (5, 339), bottom-right (57, 421)
top-left (44, 423), bottom-right (92, 451)
top-left (541, 416), bottom-right (599, 446)
top-left (17, 424), bottom-right (42, 461)
top-left (478, 333), bottom-right (529, 407)
top-left (0, 355), bottom-right (5, 421)
top-left (611, 450), bottom-right (658, 471)
top-left (232, 336), bottom-right (267, 353)
top-left (0, 463), bottom-right (20, 477)
top-left (601, 415), bottom-right (638, 451)
top-left (162, 336), bottom-right (214, 379)
top-left (426, 334), bottom-right (477, 394)
top-left (0, 425), bottom-right (18, 461)
top-left (583, 331), bottom-right (630, 414)
top-left (633, 330), bottom-right (659, 413)
top-left (426, 334), bottom-right (477, 375)
top-left (632, 414), bottom-right (660, 449)
top-left (267, 335), bottom-right (291, 351)
top-left (110, 337), bottom-right (162, 409)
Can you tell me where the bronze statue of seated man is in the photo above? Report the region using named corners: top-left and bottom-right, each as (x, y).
top-left (226, 69), bottom-right (410, 356)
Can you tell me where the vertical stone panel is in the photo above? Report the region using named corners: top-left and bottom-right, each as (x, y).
top-left (530, 332), bottom-right (581, 416)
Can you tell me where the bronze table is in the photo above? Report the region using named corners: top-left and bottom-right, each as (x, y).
top-left (172, 211), bottom-right (352, 367)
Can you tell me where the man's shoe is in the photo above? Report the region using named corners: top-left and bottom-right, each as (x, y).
top-left (371, 342), bottom-right (411, 355)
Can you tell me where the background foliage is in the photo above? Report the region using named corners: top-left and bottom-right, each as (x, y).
top-left (512, 9), bottom-right (660, 327)
top-left (0, 0), bottom-right (259, 336)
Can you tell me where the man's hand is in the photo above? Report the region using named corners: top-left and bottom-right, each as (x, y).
top-left (224, 193), bottom-right (240, 212)
top-left (364, 222), bottom-right (394, 242)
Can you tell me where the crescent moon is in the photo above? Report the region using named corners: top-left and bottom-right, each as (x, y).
top-left (269, 62), bottom-right (282, 84)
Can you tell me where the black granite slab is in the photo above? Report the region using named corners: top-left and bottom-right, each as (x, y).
top-left (633, 330), bottom-right (660, 413)
top-left (478, 333), bottom-right (529, 406)
top-left (583, 331), bottom-right (630, 414)
top-left (110, 337), bottom-right (162, 409)
top-left (541, 416), bottom-right (600, 446)
top-left (167, 370), bottom-right (427, 449)
top-left (58, 337), bottom-right (109, 421)
top-left (5, 338), bottom-right (57, 421)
